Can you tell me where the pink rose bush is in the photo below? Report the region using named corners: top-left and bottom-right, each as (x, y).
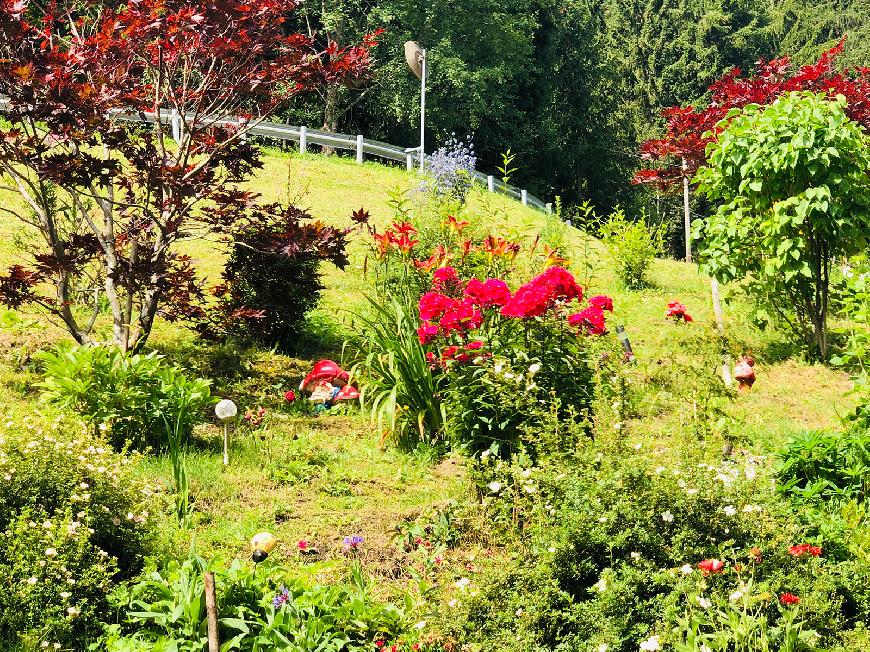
top-left (410, 261), bottom-right (617, 457)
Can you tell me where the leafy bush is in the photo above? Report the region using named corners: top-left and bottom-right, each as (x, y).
top-left (777, 430), bottom-right (870, 505)
top-left (37, 345), bottom-right (213, 452)
top-left (599, 208), bottom-right (664, 289)
top-left (356, 206), bottom-right (619, 456)
top-left (695, 91), bottom-right (870, 360)
top-left (98, 556), bottom-right (409, 651)
top-left (448, 453), bottom-right (870, 651)
top-left (421, 265), bottom-right (618, 458)
top-left (0, 418), bottom-right (154, 649)
top-left (203, 203), bottom-right (365, 352)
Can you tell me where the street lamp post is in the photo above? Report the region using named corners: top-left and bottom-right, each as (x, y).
top-left (404, 41), bottom-right (427, 170)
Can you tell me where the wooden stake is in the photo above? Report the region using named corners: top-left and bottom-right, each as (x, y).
top-left (204, 571), bottom-right (220, 652)
top-left (682, 157), bottom-right (692, 263)
top-left (711, 278), bottom-right (732, 387)
top-left (222, 423), bottom-right (229, 466)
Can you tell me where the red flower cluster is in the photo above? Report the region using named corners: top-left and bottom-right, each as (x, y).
top-left (666, 300), bottom-right (693, 323)
top-left (419, 268), bottom-right (612, 348)
top-left (432, 266), bottom-right (462, 294)
top-left (697, 559), bottom-right (725, 575)
top-left (375, 641), bottom-right (422, 652)
top-left (418, 274), bottom-right (514, 343)
top-left (427, 340), bottom-right (486, 367)
top-left (588, 295), bottom-right (614, 312)
top-left (780, 592), bottom-right (801, 606)
top-left (439, 300), bottom-right (483, 334)
top-left (417, 294), bottom-right (482, 341)
top-left (419, 292), bottom-right (456, 322)
top-left (501, 267), bottom-right (582, 318)
top-left (417, 324), bottom-right (439, 345)
top-left (568, 294), bottom-right (614, 335)
top-left (788, 543), bottom-right (822, 558)
top-left (464, 278), bottom-right (511, 308)
top-left (373, 221), bottom-right (418, 257)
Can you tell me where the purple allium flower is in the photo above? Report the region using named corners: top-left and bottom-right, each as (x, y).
top-left (342, 534), bottom-right (364, 550)
top-left (424, 135), bottom-right (477, 204)
top-left (272, 585), bottom-right (290, 608)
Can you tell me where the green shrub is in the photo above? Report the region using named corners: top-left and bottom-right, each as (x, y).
top-left (599, 208), bottom-right (664, 289)
top-left (98, 556), bottom-right (409, 651)
top-left (203, 203), bottom-right (362, 352)
top-left (829, 256), bottom-right (870, 432)
top-left (444, 324), bottom-right (611, 460)
top-left (777, 430), bottom-right (870, 505)
top-left (37, 345), bottom-right (213, 452)
top-left (0, 418), bottom-right (154, 649)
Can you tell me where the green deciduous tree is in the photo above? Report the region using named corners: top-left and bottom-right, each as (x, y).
top-left (694, 91), bottom-right (870, 359)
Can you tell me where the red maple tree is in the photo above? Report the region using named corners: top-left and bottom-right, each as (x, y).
top-left (634, 37), bottom-right (870, 188)
top-left (0, 0), bottom-right (379, 351)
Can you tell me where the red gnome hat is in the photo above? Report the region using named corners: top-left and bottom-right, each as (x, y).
top-left (299, 359), bottom-right (349, 392)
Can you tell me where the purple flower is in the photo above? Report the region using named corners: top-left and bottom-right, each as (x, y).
top-left (272, 585), bottom-right (290, 608)
top-left (342, 534), bottom-right (364, 550)
top-left (424, 135), bottom-right (477, 204)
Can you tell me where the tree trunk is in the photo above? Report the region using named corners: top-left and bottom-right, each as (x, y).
top-left (321, 85), bottom-right (339, 155)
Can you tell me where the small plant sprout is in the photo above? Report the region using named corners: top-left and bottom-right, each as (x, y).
top-left (215, 399), bottom-right (238, 466)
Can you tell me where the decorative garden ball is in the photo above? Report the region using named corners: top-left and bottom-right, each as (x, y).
top-left (251, 531), bottom-right (277, 563)
top-left (215, 399), bottom-right (238, 421)
top-left (215, 399), bottom-right (237, 466)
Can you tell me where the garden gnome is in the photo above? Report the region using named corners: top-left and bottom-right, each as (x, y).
top-left (299, 359), bottom-right (359, 408)
top-left (733, 355), bottom-right (756, 392)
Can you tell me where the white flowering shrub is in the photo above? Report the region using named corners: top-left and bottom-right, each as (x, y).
top-left (0, 417), bottom-right (156, 649)
top-left (448, 452), bottom-right (870, 651)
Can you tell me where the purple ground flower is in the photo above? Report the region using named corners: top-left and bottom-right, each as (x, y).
top-left (272, 585), bottom-right (290, 608)
top-left (342, 534), bottom-right (364, 550)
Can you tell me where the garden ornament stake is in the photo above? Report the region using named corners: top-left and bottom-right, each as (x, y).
top-left (250, 531), bottom-right (277, 565)
top-left (215, 399), bottom-right (238, 466)
top-left (616, 325), bottom-right (635, 363)
top-left (734, 355), bottom-right (756, 392)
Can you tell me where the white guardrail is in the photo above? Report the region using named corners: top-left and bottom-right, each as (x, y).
top-left (0, 98), bottom-right (550, 213)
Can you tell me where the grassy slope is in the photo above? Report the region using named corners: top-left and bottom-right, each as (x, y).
top-left (0, 152), bottom-right (855, 584)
